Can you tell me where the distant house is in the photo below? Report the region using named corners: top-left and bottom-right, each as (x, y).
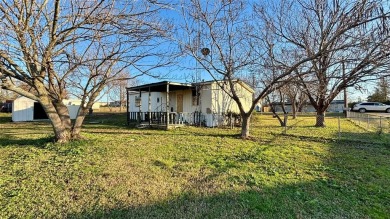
top-left (266, 100), bottom-right (346, 113)
top-left (126, 80), bottom-right (254, 128)
top-left (327, 100), bottom-right (345, 112)
top-left (0, 100), bottom-right (13, 113)
top-left (64, 99), bottom-right (102, 110)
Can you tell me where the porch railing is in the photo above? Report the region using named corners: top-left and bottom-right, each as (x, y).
top-left (128, 111), bottom-right (205, 125)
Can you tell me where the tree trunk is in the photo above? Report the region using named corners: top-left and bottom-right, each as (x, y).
top-left (53, 101), bottom-right (72, 130)
top-left (292, 99), bottom-right (297, 119)
top-left (268, 102), bottom-right (286, 127)
top-left (71, 107), bottom-right (88, 139)
top-left (52, 123), bottom-right (71, 143)
top-left (315, 111), bottom-right (326, 127)
top-left (41, 99), bottom-right (71, 143)
top-left (240, 114), bottom-right (251, 139)
top-left (297, 102), bottom-right (305, 113)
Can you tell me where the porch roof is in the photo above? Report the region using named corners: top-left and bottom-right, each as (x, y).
top-left (126, 81), bottom-right (194, 92)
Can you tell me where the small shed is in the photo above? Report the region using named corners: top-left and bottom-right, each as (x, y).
top-left (12, 97), bottom-right (48, 122)
top-left (12, 96), bottom-right (80, 122)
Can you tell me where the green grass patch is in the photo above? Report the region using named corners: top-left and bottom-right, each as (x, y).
top-left (0, 112), bottom-right (389, 218)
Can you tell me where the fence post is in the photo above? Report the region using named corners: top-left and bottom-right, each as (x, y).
top-left (367, 115), bottom-right (369, 130)
top-left (338, 116), bottom-right (341, 139)
top-left (358, 113), bottom-right (361, 126)
top-left (230, 114), bottom-right (233, 129)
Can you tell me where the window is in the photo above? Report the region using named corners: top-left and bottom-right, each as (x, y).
top-left (135, 97), bottom-right (141, 107)
top-left (157, 97), bottom-right (160, 103)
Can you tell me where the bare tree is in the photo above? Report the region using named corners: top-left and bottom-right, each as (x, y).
top-left (178, 0), bottom-right (312, 139)
top-left (266, 91), bottom-right (289, 127)
top-left (278, 75), bottom-right (309, 119)
top-left (256, 0), bottom-right (390, 126)
top-left (106, 73), bottom-right (138, 111)
top-left (0, 0), bottom-right (171, 142)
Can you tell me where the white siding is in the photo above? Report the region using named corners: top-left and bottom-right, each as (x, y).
top-left (12, 96), bottom-right (81, 122)
top-left (328, 103), bottom-right (344, 112)
top-left (12, 97), bottom-right (34, 122)
top-left (128, 91), bottom-right (200, 113)
top-left (128, 92), bottom-right (167, 112)
top-left (204, 82), bottom-right (253, 126)
top-left (182, 90), bottom-right (197, 113)
top-left (68, 105), bottom-right (81, 119)
top-left (205, 82), bottom-right (253, 115)
top-left (200, 85), bottom-right (212, 113)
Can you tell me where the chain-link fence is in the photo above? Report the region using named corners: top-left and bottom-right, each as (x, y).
top-left (346, 111), bottom-right (390, 133)
top-left (264, 112), bottom-right (390, 144)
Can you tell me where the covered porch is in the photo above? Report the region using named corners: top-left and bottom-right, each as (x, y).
top-left (126, 81), bottom-right (204, 129)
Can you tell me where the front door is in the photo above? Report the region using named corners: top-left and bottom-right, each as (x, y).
top-left (177, 94), bottom-right (183, 112)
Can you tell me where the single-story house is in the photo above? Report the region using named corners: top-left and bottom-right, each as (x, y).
top-left (266, 100), bottom-right (346, 113)
top-left (0, 100), bottom-right (13, 113)
top-left (12, 96), bottom-right (81, 122)
top-left (327, 100), bottom-right (346, 112)
top-left (64, 99), bottom-right (102, 110)
top-left (126, 80), bottom-right (254, 128)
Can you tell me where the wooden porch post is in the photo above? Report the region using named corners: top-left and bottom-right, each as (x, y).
top-left (138, 89), bottom-right (142, 125)
top-left (126, 88), bottom-right (129, 125)
top-left (166, 83), bottom-right (170, 130)
top-left (148, 87), bottom-right (151, 126)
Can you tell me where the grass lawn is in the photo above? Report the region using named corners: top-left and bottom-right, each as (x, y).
top-left (0, 112), bottom-right (389, 218)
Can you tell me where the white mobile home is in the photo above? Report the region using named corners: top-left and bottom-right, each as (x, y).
top-left (12, 96), bottom-right (81, 122)
top-left (126, 80), bottom-right (253, 128)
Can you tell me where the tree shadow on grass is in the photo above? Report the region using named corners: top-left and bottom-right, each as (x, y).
top-left (65, 179), bottom-right (376, 219)
top-left (0, 135), bottom-right (52, 148)
top-left (65, 133), bottom-right (389, 219)
top-left (0, 117), bottom-right (53, 148)
top-left (84, 130), bottom-right (241, 139)
top-left (0, 113), bottom-right (12, 123)
top-left (83, 126), bottom-right (243, 139)
top-left (340, 132), bottom-right (390, 146)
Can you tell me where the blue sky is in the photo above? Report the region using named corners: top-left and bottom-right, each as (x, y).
top-left (133, 1), bottom-right (378, 103)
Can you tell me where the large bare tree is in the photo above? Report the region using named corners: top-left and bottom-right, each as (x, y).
top-left (0, 0), bottom-right (171, 142)
top-left (178, 0), bottom-right (316, 139)
top-left (256, 0), bottom-right (390, 126)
